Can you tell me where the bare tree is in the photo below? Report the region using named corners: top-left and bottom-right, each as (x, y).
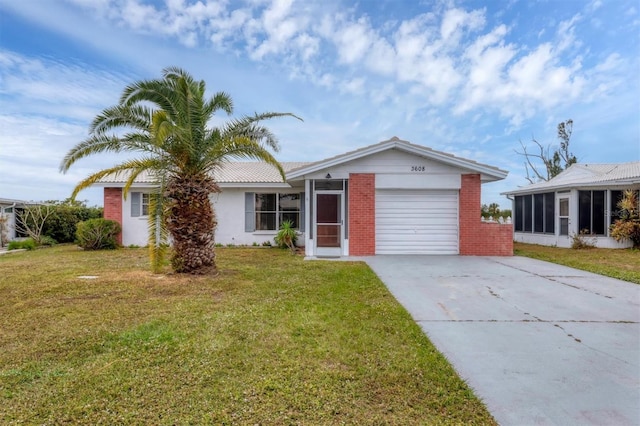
top-left (14, 204), bottom-right (53, 244)
top-left (516, 119), bottom-right (577, 183)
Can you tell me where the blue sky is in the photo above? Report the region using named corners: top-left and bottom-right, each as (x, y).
top-left (1, 0), bottom-right (639, 209)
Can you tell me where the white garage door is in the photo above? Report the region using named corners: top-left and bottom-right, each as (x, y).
top-left (375, 189), bottom-right (459, 254)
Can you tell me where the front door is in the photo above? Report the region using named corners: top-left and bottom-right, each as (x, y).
top-left (558, 195), bottom-right (570, 236)
top-left (315, 192), bottom-right (343, 256)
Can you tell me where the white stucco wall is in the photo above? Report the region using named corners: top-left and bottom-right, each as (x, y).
top-left (119, 186), bottom-right (305, 247)
top-left (121, 190), bottom-right (152, 247)
top-left (514, 232), bottom-right (632, 249)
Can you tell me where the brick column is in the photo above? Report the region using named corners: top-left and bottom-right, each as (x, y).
top-left (459, 174), bottom-right (513, 256)
top-left (459, 174), bottom-right (481, 255)
top-left (348, 173), bottom-right (375, 255)
top-left (103, 188), bottom-right (123, 245)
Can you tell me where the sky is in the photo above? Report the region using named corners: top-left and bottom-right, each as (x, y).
top-left (0, 0), bottom-right (639, 209)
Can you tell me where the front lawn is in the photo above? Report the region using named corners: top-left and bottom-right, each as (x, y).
top-left (0, 246), bottom-right (495, 424)
top-left (515, 242), bottom-right (640, 284)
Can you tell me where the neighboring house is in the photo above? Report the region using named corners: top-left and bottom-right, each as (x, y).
top-left (0, 198), bottom-right (31, 246)
top-left (96, 137), bottom-right (513, 256)
top-left (503, 162), bottom-right (640, 248)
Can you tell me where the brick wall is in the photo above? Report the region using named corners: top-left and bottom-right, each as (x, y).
top-left (348, 173), bottom-right (375, 255)
top-left (103, 188), bottom-right (123, 245)
top-left (459, 174), bottom-right (513, 256)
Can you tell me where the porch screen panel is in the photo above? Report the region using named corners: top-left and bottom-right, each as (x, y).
top-left (544, 192), bottom-right (554, 233)
top-left (610, 190), bottom-right (623, 225)
top-left (592, 191), bottom-right (605, 235)
top-left (523, 195), bottom-right (532, 232)
top-left (534, 194), bottom-right (544, 233)
top-left (514, 196), bottom-right (524, 232)
top-left (578, 191), bottom-right (591, 233)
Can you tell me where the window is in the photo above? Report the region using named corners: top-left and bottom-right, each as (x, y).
top-left (578, 190), bottom-right (606, 235)
top-left (610, 190), bottom-right (624, 225)
top-left (245, 192), bottom-right (303, 231)
top-left (514, 193), bottom-right (554, 234)
top-left (131, 192), bottom-right (150, 217)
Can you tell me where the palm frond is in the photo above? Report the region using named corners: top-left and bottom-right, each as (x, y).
top-left (60, 134), bottom-right (126, 173)
top-left (205, 136), bottom-right (285, 180)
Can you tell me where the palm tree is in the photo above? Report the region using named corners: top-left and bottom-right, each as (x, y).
top-left (61, 67), bottom-right (300, 274)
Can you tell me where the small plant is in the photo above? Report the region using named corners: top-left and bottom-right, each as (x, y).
top-left (128, 244), bottom-right (141, 248)
top-left (252, 242), bottom-right (259, 247)
top-left (215, 243), bottom-right (223, 247)
top-left (274, 220), bottom-right (297, 253)
top-left (571, 229), bottom-right (596, 249)
top-left (7, 238), bottom-right (37, 251)
top-left (262, 240), bottom-right (272, 247)
top-left (75, 218), bottom-right (121, 250)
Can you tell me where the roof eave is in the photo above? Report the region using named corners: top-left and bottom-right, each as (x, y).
top-left (502, 178), bottom-right (640, 196)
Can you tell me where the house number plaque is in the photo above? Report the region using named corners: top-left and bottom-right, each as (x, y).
top-left (411, 166), bottom-right (425, 171)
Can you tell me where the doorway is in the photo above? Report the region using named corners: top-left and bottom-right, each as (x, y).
top-left (315, 192), bottom-right (343, 256)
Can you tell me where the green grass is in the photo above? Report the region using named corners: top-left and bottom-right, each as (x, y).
top-left (0, 246), bottom-right (495, 425)
top-left (515, 242), bottom-right (640, 284)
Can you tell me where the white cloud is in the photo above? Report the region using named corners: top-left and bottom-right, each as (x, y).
top-left (440, 7), bottom-right (485, 45)
top-left (333, 17), bottom-right (375, 64)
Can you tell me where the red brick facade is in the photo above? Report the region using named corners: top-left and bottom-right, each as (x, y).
top-left (104, 188), bottom-right (123, 245)
top-left (459, 174), bottom-right (513, 256)
top-left (348, 173), bottom-right (376, 255)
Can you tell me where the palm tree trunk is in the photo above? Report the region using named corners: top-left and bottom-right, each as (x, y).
top-left (165, 175), bottom-right (220, 274)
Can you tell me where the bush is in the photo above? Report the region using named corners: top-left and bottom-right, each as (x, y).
top-left (7, 238), bottom-right (36, 251)
top-left (44, 201), bottom-right (103, 243)
top-left (76, 219), bottom-right (121, 250)
top-left (571, 229), bottom-right (596, 249)
top-left (39, 235), bottom-right (58, 246)
top-left (610, 190), bottom-right (640, 249)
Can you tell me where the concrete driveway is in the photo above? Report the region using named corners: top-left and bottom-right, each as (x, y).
top-left (363, 255), bottom-right (640, 426)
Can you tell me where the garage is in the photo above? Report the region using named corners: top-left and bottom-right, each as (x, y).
top-left (375, 189), bottom-right (459, 254)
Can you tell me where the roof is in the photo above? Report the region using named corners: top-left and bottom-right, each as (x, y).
top-left (503, 162), bottom-right (640, 195)
top-left (286, 137), bottom-right (508, 182)
top-left (0, 198), bottom-right (38, 206)
top-left (95, 137), bottom-right (508, 186)
top-left (97, 162), bottom-right (311, 185)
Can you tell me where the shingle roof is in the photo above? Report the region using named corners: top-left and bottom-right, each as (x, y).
top-left (503, 162), bottom-right (640, 195)
top-left (96, 162), bottom-right (311, 185)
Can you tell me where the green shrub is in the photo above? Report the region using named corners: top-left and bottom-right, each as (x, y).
top-left (43, 201), bottom-right (102, 243)
top-left (39, 235), bottom-right (57, 246)
top-left (75, 219), bottom-right (121, 250)
top-left (7, 238), bottom-right (36, 251)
